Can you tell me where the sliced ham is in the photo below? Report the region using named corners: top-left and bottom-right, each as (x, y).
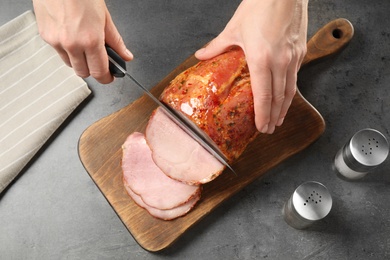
top-left (122, 48), bottom-right (259, 219)
top-left (145, 107), bottom-right (225, 185)
top-left (122, 132), bottom-right (201, 210)
top-left (124, 184), bottom-right (200, 220)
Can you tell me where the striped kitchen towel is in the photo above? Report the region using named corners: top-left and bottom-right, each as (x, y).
top-left (0, 11), bottom-right (91, 193)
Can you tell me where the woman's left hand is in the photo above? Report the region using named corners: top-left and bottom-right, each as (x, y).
top-left (195, 0), bottom-right (309, 134)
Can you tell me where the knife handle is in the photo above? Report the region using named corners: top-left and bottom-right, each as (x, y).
top-left (106, 45), bottom-right (126, 78)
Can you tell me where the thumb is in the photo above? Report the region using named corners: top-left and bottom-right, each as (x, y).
top-left (104, 9), bottom-right (133, 61)
top-left (195, 33), bottom-right (231, 60)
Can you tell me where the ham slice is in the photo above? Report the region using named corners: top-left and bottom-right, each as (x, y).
top-left (122, 132), bottom-right (201, 210)
top-left (145, 107), bottom-right (225, 185)
top-left (124, 184), bottom-right (200, 220)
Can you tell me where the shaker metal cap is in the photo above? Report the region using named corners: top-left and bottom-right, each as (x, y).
top-left (292, 181), bottom-right (332, 221)
top-left (347, 128), bottom-right (389, 169)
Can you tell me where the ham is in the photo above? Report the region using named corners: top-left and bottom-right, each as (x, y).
top-left (122, 132), bottom-right (201, 211)
top-left (122, 48), bottom-right (259, 219)
top-left (124, 184), bottom-right (200, 221)
top-left (145, 107), bottom-right (225, 185)
top-left (160, 47), bottom-right (258, 162)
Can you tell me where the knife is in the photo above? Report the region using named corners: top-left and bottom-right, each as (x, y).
top-left (105, 46), bottom-right (237, 175)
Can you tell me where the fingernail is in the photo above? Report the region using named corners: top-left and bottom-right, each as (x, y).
top-left (267, 125), bottom-right (275, 134)
top-left (277, 117), bottom-right (285, 126)
top-left (261, 124), bottom-right (268, 133)
top-left (126, 49), bottom-right (134, 60)
top-left (195, 48), bottom-right (206, 56)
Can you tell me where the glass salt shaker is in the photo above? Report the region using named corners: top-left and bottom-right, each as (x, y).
top-left (334, 128), bottom-right (389, 180)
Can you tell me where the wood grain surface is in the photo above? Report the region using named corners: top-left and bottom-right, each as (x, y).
top-left (78, 18), bottom-right (353, 252)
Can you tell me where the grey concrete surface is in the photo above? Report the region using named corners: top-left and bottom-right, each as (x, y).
top-left (1, 0), bottom-right (389, 259)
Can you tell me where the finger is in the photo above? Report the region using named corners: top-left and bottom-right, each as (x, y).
top-left (85, 43), bottom-right (113, 84)
top-left (267, 64), bottom-right (288, 133)
top-left (195, 32), bottom-right (232, 60)
top-left (67, 49), bottom-right (90, 78)
top-left (276, 62), bottom-right (298, 126)
top-left (52, 45), bottom-right (72, 67)
top-left (248, 62), bottom-right (273, 133)
top-left (104, 9), bottom-right (133, 61)
top-left (40, 32), bottom-right (73, 67)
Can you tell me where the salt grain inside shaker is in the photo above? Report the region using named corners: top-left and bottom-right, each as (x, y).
top-left (283, 181), bottom-right (332, 230)
top-left (334, 128), bottom-right (389, 180)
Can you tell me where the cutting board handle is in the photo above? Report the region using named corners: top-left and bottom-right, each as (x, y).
top-left (302, 18), bottom-right (354, 66)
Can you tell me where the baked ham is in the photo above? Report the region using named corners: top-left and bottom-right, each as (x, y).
top-left (122, 132), bottom-right (201, 219)
top-left (145, 107), bottom-right (225, 185)
top-left (122, 48), bottom-right (259, 219)
top-left (160, 47), bottom-right (258, 162)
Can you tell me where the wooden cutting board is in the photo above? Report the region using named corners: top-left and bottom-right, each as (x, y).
top-left (78, 18), bottom-right (353, 252)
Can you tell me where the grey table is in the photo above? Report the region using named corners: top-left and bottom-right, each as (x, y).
top-left (1, 0), bottom-right (389, 259)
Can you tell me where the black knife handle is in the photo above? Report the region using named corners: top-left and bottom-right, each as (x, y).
top-left (105, 45), bottom-right (126, 78)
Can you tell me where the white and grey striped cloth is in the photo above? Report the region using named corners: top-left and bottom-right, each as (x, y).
top-left (0, 11), bottom-right (91, 193)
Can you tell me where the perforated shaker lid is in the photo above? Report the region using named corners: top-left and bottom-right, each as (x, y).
top-left (347, 128), bottom-right (389, 169)
top-left (292, 181), bottom-right (332, 221)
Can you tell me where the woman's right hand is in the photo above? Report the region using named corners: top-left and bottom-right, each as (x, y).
top-left (33, 0), bottom-right (133, 84)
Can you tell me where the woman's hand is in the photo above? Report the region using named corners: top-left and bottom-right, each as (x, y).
top-left (33, 0), bottom-right (133, 84)
top-left (195, 0), bottom-right (309, 134)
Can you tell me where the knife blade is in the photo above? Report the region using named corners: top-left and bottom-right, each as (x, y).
top-left (106, 46), bottom-right (236, 175)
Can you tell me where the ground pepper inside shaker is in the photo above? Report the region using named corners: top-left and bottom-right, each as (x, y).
top-left (334, 128), bottom-right (389, 180)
